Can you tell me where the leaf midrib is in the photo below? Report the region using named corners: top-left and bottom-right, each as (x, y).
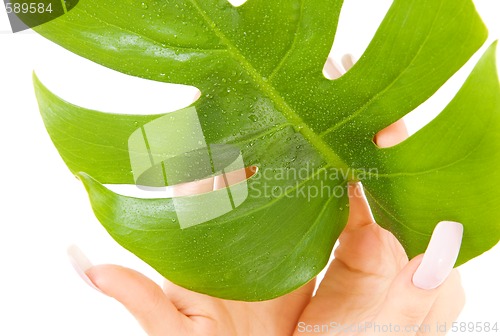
top-left (188, 0), bottom-right (349, 171)
top-left (70, 1), bottom-right (347, 171)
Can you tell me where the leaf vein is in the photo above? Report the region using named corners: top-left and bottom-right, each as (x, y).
top-left (319, 0), bottom-right (446, 138)
top-left (267, 0), bottom-right (304, 81)
top-left (77, 7), bottom-right (228, 53)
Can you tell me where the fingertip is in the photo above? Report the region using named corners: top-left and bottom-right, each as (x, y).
top-left (324, 57), bottom-right (344, 79)
top-left (67, 245), bottom-right (103, 294)
top-left (345, 182), bottom-right (375, 230)
top-left (412, 221), bottom-right (463, 290)
top-left (374, 120), bottom-right (409, 148)
top-left (347, 181), bottom-right (364, 199)
top-left (341, 54), bottom-right (355, 72)
top-left (193, 89), bottom-right (201, 102)
top-left (347, 182), bottom-right (367, 211)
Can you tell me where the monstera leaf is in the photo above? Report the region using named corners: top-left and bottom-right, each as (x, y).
top-left (33, 0), bottom-right (500, 301)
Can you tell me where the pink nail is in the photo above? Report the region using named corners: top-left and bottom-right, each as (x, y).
top-left (341, 54), bottom-right (355, 72)
top-left (412, 221), bottom-right (463, 290)
top-left (323, 57), bottom-right (345, 79)
top-left (193, 90), bottom-right (201, 102)
top-left (67, 245), bottom-right (102, 293)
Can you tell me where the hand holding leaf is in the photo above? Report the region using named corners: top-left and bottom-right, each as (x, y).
top-left (34, 0), bottom-right (499, 301)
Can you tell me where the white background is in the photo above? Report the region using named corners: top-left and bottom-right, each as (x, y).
top-left (0, 1), bottom-right (499, 335)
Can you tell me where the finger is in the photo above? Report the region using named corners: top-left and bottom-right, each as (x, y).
top-left (87, 264), bottom-right (190, 336)
top-left (371, 221), bottom-right (463, 336)
top-left (315, 183), bottom-right (392, 310)
top-left (374, 119), bottom-right (409, 148)
top-left (417, 270), bottom-right (465, 336)
top-left (67, 245), bottom-right (103, 293)
top-left (193, 89), bottom-right (201, 102)
top-left (345, 181), bottom-right (376, 231)
top-left (324, 57), bottom-right (345, 79)
top-left (371, 255), bottom-right (439, 336)
top-left (341, 54), bottom-right (355, 72)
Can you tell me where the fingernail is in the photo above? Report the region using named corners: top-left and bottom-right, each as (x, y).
top-left (193, 90), bottom-right (201, 102)
top-left (67, 245), bottom-right (102, 293)
top-left (412, 221), bottom-right (463, 290)
top-left (324, 57), bottom-right (345, 79)
top-left (341, 54), bottom-right (355, 71)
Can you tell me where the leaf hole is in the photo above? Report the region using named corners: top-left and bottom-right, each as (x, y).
top-left (323, 54), bottom-right (355, 80)
top-left (226, 0), bottom-right (247, 7)
top-left (324, 0), bottom-right (392, 79)
top-left (373, 42), bottom-right (487, 149)
top-left (34, 43), bottom-right (199, 115)
top-left (401, 49), bottom-right (484, 136)
top-left (108, 166), bottom-right (258, 199)
top-left (326, 0), bottom-right (391, 74)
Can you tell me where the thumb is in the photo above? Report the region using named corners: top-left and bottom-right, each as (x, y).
top-left (68, 246), bottom-right (189, 336)
top-left (369, 221), bottom-right (463, 336)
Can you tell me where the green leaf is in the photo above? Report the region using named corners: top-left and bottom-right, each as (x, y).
top-left (33, 0), bottom-right (500, 301)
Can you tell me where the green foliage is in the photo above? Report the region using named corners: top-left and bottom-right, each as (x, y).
top-left (33, 0), bottom-right (500, 301)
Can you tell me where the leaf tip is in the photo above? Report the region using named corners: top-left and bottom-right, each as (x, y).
top-left (74, 171), bottom-right (94, 189)
top-left (32, 71), bottom-right (50, 98)
top-left (32, 71), bottom-right (42, 89)
top-left (491, 39), bottom-right (499, 54)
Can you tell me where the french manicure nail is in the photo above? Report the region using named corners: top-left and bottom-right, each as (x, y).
top-left (412, 221), bottom-right (463, 290)
top-left (193, 90), bottom-right (201, 102)
top-left (324, 57), bottom-right (345, 79)
top-left (67, 245), bottom-right (102, 293)
top-left (341, 54), bottom-right (355, 72)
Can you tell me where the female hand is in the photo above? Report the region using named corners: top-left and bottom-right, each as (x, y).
top-left (70, 176), bottom-right (464, 336)
top-left (69, 61), bottom-right (465, 336)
